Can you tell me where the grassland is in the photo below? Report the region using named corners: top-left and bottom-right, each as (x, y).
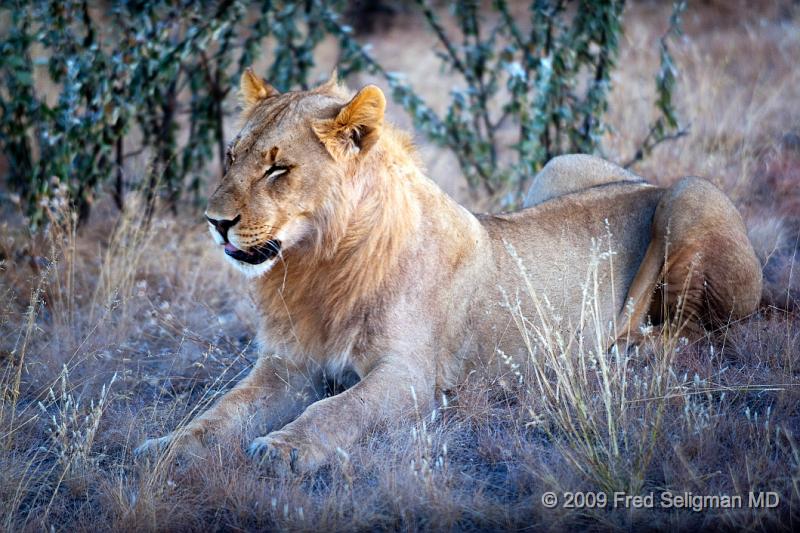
top-left (1, 2), bottom-right (799, 531)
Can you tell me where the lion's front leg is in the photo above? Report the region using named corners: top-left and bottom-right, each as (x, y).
top-left (248, 357), bottom-right (435, 471)
top-left (135, 357), bottom-right (323, 460)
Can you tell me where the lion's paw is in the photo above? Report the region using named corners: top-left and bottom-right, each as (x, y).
top-left (134, 435), bottom-right (173, 458)
top-left (247, 430), bottom-right (325, 473)
top-left (134, 431), bottom-right (204, 463)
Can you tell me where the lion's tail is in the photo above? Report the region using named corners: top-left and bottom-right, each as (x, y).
top-left (746, 213), bottom-right (800, 311)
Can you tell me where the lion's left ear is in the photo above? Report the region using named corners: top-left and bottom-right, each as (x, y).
top-left (313, 85), bottom-right (386, 160)
top-left (240, 68), bottom-right (279, 115)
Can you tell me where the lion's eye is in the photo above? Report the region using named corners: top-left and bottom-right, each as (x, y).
top-left (263, 165), bottom-right (289, 182)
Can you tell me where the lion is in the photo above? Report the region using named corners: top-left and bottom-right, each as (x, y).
top-left (135, 69), bottom-right (762, 471)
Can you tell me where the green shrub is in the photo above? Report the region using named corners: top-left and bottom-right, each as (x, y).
top-left (0, 0), bottom-right (338, 227)
top-left (0, 0), bottom-right (685, 228)
top-left (331, 0), bottom-right (687, 203)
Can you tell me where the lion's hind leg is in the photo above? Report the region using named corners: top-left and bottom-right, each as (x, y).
top-left (614, 177), bottom-right (762, 347)
top-left (612, 234), bottom-right (666, 348)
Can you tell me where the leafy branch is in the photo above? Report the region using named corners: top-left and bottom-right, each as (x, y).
top-left (624, 1), bottom-right (688, 169)
top-left (0, 0), bottom-right (687, 227)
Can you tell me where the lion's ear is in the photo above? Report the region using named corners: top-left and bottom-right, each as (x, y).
top-left (313, 85), bottom-right (386, 160)
top-left (240, 68), bottom-right (279, 113)
top-left (318, 69), bottom-right (339, 93)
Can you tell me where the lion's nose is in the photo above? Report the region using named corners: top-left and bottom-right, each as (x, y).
top-left (205, 214), bottom-right (240, 241)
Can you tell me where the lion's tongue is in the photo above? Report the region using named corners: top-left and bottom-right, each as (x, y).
top-left (224, 243), bottom-right (240, 253)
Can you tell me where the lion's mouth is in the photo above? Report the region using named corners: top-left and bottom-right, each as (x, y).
top-left (223, 240), bottom-right (281, 265)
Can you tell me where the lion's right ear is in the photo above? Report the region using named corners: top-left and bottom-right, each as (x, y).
top-left (313, 85), bottom-right (386, 160)
top-left (240, 68), bottom-right (279, 114)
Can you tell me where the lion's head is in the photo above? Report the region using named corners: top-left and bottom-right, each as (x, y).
top-left (205, 69), bottom-right (387, 277)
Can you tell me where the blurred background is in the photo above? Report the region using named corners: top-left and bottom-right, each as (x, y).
top-left (3, 0), bottom-right (798, 225)
top-left (5, 0), bottom-right (798, 302)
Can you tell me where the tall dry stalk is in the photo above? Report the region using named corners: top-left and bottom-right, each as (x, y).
top-left (502, 238), bottom-right (683, 495)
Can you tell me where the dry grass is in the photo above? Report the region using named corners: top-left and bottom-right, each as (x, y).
top-left (1, 2), bottom-right (799, 531)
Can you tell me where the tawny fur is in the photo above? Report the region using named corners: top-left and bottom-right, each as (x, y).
top-left (136, 74), bottom-right (763, 471)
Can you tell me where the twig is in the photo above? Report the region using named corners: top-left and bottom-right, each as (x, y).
top-left (622, 122), bottom-right (690, 169)
top-left (113, 136), bottom-right (124, 211)
top-left (415, 0), bottom-right (469, 80)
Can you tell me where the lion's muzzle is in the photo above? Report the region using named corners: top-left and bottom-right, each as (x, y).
top-left (224, 240), bottom-right (282, 265)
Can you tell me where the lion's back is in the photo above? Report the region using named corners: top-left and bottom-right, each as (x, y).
top-left (466, 183), bottom-right (663, 364)
top-left (523, 154), bottom-right (645, 208)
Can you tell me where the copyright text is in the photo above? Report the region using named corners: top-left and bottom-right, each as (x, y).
top-left (540, 491), bottom-right (780, 511)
